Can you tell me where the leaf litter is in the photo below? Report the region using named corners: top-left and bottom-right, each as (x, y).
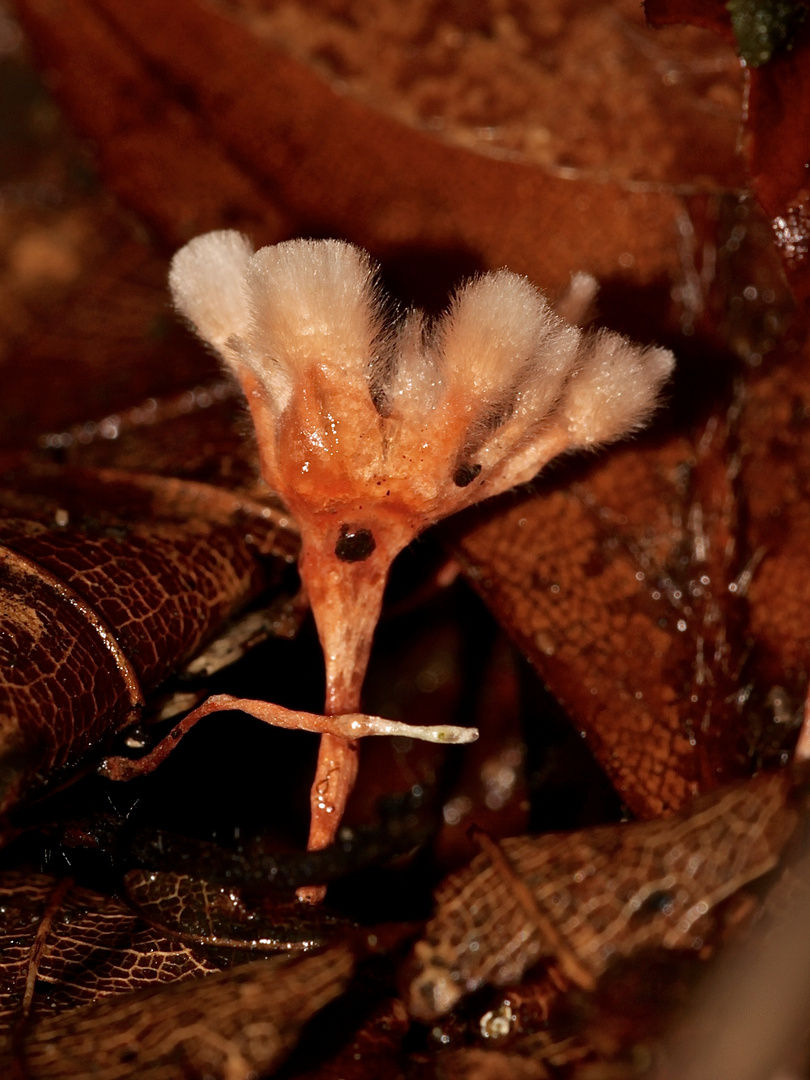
top-left (3, 0), bottom-right (810, 1076)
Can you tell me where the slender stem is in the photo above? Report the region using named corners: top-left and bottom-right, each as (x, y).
top-left (100, 694), bottom-right (476, 782)
top-left (295, 537), bottom-right (386, 903)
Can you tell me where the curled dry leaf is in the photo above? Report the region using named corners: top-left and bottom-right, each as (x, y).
top-left (407, 764), bottom-right (809, 1020)
top-left (0, 460), bottom-right (297, 815)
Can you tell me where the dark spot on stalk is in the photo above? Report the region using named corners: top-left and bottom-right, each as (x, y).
top-left (335, 525), bottom-right (376, 562)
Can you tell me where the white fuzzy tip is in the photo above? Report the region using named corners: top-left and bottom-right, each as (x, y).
top-left (169, 230), bottom-right (253, 354)
top-left (169, 233), bottom-right (675, 558)
top-left (337, 715), bottom-right (479, 744)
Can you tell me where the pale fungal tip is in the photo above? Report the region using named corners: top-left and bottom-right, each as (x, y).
top-left (355, 716), bottom-right (479, 745)
top-left (431, 726), bottom-right (479, 744)
top-left (169, 232), bottom-right (676, 554)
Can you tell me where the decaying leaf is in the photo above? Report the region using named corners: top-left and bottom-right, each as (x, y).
top-left (3, 944), bottom-right (353, 1079)
top-left (0, 870), bottom-right (221, 1028)
top-left (407, 764), bottom-right (810, 1020)
top-left (0, 866), bottom-right (353, 1078)
top-left (446, 428), bottom-right (747, 817)
top-left (0, 461), bottom-right (297, 815)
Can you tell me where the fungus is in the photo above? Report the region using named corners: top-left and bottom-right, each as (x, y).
top-left (169, 233), bottom-right (675, 901)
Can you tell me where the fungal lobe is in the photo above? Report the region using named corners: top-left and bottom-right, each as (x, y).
top-left (169, 232), bottom-right (675, 894)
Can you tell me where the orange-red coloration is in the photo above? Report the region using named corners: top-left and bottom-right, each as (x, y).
top-left (169, 234), bottom-right (674, 899)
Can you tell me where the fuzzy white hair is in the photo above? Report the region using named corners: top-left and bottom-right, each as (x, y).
top-left (171, 234), bottom-right (386, 417)
top-left (170, 232), bottom-right (674, 525)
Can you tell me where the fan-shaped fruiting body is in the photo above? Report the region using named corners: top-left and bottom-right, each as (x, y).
top-left (170, 233), bottom-right (675, 891)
